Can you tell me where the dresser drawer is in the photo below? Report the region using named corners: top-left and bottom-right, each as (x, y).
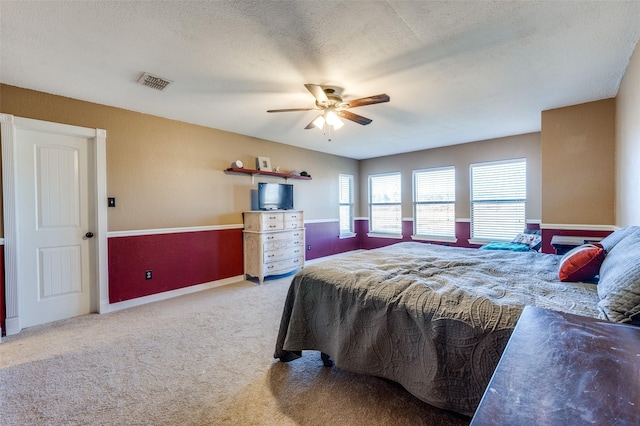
top-left (261, 213), bottom-right (284, 231)
top-left (262, 230), bottom-right (301, 243)
top-left (285, 211), bottom-right (302, 221)
top-left (264, 245), bottom-right (304, 263)
top-left (244, 211), bottom-right (284, 231)
top-left (264, 256), bottom-right (304, 275)
top-left (288, 229), bottom-right (304, 240)
top-left (264, 236), bottom-right (303, 252)
top-left (285, 219), bottom-right (304, 229)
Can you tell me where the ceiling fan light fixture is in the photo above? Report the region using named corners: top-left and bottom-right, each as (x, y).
top-left (325, 110), bottom-right (344, 129)
top-left (312, 115), bottom-right (326, 129)
top-left (268, 83), bottom-right (389, 134)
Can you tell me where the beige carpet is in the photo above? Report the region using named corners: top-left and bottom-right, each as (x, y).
top-left (0, 272), bottom-right (470, 425)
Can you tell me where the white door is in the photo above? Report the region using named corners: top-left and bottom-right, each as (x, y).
top-left (1, 114), bottom-right (108, 336)
top-left (16, 128), bottom-right (93, 328)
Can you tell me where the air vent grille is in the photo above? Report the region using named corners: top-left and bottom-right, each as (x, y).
top-left (137, 72), bottom-right (173, 91)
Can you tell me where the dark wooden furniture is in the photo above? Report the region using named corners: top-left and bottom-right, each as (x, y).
top-left (471, 306), bottom-right (640, 425)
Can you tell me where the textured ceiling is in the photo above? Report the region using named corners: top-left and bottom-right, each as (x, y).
top-left (1, 1), bottom-right (640, 160)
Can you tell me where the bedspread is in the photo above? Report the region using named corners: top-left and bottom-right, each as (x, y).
top-left (274, 242), bottom-right (600, 416)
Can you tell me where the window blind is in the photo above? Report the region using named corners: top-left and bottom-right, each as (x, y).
top-left (369, 172), bottom-right (401, 234)
top-left (470, 159), bottom-right (526, 240)
top-left (413, 167), bottom-right (455, 237)
top-left (339, 174), bottom-right (354, 234)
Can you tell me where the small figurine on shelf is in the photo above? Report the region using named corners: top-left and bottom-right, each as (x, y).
top-left (274, 166), bottom-right (280, 173)
top-left (300, 171), bottom-right (311, 178)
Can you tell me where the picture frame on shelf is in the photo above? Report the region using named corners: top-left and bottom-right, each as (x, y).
top-left (257, 156), bottom-right (272, 171)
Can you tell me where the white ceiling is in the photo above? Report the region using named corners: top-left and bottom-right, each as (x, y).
top-left (1, 1), bottom-right (640, 160)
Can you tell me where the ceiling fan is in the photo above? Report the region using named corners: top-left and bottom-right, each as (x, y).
top-left (267, 84), bottom-right (390, 132)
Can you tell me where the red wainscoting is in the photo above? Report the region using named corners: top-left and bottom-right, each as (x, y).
top-left (303, 221), bottom-right (360, 260)
top-left (108, 228), bottom-right (243, 303)
top-left (357, 219), bottom-right (483, 250)
top-left (356, 219), bottom-right (410, 250)
top-left (0, 246), bottom-right (4, 335)
top-left (353, 219), bottom-right (545, 250)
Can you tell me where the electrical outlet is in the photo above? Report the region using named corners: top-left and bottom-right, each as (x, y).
top-left (307, 245), bottom-right (311, 251)
top-left (145, 270), bottom-right (152, 280)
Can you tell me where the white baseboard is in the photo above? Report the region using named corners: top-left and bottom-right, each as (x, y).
top-left (99, 299), bottom-right (110, 314)
top-left (5, 317), bottom-right (20, 336)
top-left (107, 275), bottom-right (245, 313)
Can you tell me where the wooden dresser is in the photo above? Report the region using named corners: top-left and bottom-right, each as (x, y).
top-left (471, 306), bottom-right (640, 425)
top-left (243, 210), bottom-right (305, 284)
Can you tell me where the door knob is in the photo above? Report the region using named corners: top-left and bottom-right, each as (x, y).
top-left (85, 232), bottom-right (94, 238)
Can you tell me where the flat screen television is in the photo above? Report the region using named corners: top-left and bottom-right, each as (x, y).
top-left (258, 182), bottom-right (294, 210)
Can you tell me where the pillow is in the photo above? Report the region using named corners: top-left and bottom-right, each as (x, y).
top-left (599, 226), bottom-right (640, 252)
top-left (481, 242), bottom-right (531, 252)
top-left (597, 233), bottom-right (640, 324)
top-left (558, 243), bottom-right (606, 282)
top-left (512, 232), bottom-right (542, 251)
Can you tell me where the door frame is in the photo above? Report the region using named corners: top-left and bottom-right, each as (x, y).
top-left (0, 113), bottom-right (109, 335)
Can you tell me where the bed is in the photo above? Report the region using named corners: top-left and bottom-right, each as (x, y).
top-left (274, 226), bottom-right (640, 416)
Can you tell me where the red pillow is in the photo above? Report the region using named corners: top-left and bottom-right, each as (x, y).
top-left (558, 243), bottom-right (606, 282)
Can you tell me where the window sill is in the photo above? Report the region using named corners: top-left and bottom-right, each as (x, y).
top-left (367, 232), bottom-right (403, 239)
top-left (339, 232), bottom-right (357, 239)
top-left (411, 235), bottom-right (458, 244)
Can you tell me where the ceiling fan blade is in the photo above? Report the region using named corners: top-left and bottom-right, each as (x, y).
top-left (304, 84), bottom-right (329, 104)
top-left (346, 94), bottom-right (390, 108)
top-left (267, 107), bottom-right (318, 113)
top-left (304, 114), bottom-right (322, 129)
top-left (338, 110), bottom-right (373, 125)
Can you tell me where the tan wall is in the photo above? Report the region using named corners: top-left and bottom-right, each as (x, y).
top-left (0, 85), bottom-right (359, 233)
top-left (358, 133), bottom-right (542, 221)
top-left (616, 41), bottom-right (640, 226)
top-left (0, 84), bottom-right (625, 236)
top-left (541, 99), bottom-right (616, 226)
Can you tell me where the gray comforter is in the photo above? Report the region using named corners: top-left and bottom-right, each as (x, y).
top-left (274, 242), bottom-right (600, 416)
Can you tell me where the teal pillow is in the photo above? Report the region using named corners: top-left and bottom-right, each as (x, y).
top-left (481, 242), bottom-right (531, 252)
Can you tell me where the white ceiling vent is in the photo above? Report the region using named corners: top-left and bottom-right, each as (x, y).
top-left (137, 72), bottom-right (173, 91)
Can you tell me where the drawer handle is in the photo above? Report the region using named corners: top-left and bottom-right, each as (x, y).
top-left (294, 250), bottom-right (299, 254)
top-left (267, 265), bottom-right (274, 270)
top-left (267, 236), bottom-right (274, 240)
top-left (293, 259), bottom-right (299, 263)
top-left (267, 254), bottom-right (275, 258)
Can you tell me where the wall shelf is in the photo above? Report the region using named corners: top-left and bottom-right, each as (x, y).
top-left (224, 167), bottom-right (312, 182)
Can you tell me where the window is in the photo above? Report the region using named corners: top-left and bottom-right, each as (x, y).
top-left (369, 172), bottom-right (402, 235)
top-left (470, 159), bottom-right (526, 241)
top-left (413, 166), bottom-right (455, 239)
top-left (339, 174), bottom-right (354, 236)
